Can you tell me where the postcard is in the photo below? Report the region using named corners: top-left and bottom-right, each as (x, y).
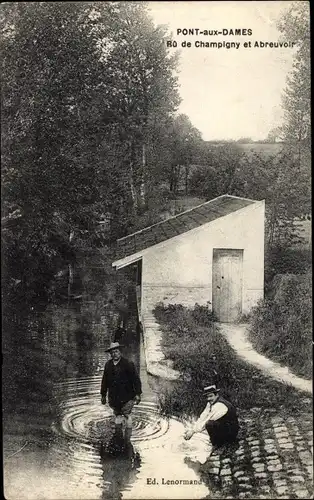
top-left (2, 1), bottom-right (311, 499)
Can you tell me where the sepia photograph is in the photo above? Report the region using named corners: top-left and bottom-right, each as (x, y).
top-left (1, 1), bottom-right (312, 499)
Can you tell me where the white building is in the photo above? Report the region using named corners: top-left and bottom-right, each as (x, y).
top-left (112, 194), bottom-right (265, 323)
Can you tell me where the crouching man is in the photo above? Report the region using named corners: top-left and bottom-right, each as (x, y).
top-left (184, 385), bottom-right (239, 452)
top-left (101, 342), bottom-right (142, 449)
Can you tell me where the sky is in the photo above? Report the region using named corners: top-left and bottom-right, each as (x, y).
top-left (148, 1), bottom-right (298, 141)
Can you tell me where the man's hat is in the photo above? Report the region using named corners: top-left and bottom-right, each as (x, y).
top-left (203, 384), bottom-right (220, 395)
top-left (105, 342), bottom-right (124, 352)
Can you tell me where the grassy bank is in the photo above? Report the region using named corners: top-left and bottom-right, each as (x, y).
top-left (154, 303), bottom-right (311, 420)
top-left (248, 271), bottom-right (312, 380)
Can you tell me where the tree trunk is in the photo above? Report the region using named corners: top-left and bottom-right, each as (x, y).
top-left (128, 141), bottom-right (138, 213)
top-left (67, 263), bottom-right (73, 304)
top-left (169, 165), bottom-right (175, 192)
top-left (173, 165), bottom-right (181, 194)
top-left (139, 143), bottom-right (146, 207)
top-left (185, 164), bottom-right (189, 195)
top-left (129, 161), bottom-right (138, 213)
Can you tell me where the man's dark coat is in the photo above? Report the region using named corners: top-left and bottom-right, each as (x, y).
top-left (101, 356), bottom-right (142, 408)
top-left (205, 395), bottom-right (239, 447)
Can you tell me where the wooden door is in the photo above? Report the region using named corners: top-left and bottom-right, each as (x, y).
top-left (212, 249), bottom-right (243, 323)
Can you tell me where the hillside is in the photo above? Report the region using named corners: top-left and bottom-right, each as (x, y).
top-left (205, 141), bottom-right (286, 157)
top-left (237, 142), bottom-right (286, 156)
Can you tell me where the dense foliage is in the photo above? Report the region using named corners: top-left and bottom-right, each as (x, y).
top-left (189, 146), bottom-right (311, 248)
top-left (264, 246), bottom-right (312, 290)
top-left (1, 2), bottom-right (181, 308)
top-left (277, 2), bottom-right (310, 153)
top-left (249, 272), bottom-right (312, 379)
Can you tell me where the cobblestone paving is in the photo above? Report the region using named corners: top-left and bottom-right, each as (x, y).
top-left (187, 407), bottom-right (313, 499)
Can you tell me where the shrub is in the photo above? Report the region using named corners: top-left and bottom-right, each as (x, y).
top-left (249, 272), bottom-right (312, 379)
top-left (191, 302), bottom-right (217, 326)
top-left (265, 246), bottom-right (312, 292)
top-left (154, 302), bottom-right (310, 420)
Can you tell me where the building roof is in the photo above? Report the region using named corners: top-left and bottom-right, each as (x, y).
top-left (114, 194), bottom-right (257, 263)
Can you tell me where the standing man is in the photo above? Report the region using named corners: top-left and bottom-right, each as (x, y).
top-left (184, 385), bottom-right (239, 451)
top-left (101, 342), bottom-right (142, 448)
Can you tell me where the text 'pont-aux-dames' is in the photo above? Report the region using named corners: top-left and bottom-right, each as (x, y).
top-left (167, 28), bottom-right (296, 50)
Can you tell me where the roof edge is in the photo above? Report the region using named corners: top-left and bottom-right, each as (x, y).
top-left (117, 194), bottom-right (259, 243)
top-left (113, 199), bottom-right (265, 267)
top-left (112, 253), bottom-right (143, 269)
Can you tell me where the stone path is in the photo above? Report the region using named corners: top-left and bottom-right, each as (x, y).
top-left (220, 323), bottom-right (312, 394)
top-left (186, 409), bottom-right (313, 499)
top-left (141, 311), bottom-right (180, 380)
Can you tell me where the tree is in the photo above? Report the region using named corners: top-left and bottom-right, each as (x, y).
top-left (1, 1), bottom-right (182, 305)
top-left (1, 2), bottom-right (109, 303)
top-left (189, 144), bottom-right (310, 248)
top-left (155, 114), bottom-right (203, 195)
top-left (189, 142), bottom-right (244, 199)
top-left (234, 150), bottom-right (311, 247)
top-left (277, 2), bottom-right (310, 165)
top-left (93, 1), bottom-right (180, 212)
top-left (265, 127), bottom-right (283, 143)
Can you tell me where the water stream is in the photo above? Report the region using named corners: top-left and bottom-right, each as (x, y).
top-left (3, 301), bottom-right (213, 500)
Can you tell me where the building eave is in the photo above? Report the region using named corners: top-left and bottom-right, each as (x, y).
top-left (112, 199), bottom-right (265, 269)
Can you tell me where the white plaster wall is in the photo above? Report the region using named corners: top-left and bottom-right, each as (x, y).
top-left (141, 201), bottom-right (265, 315)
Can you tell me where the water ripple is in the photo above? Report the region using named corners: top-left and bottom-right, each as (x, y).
top-left (52, 398), bottom-right (169, 444)
top-left (49, 357), bottom-right (211, 499)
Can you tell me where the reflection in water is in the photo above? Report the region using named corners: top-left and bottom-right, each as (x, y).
top-left (99, 439), bottom-right (141, 500)
top-left (3, 301), bottom-right (213, 500)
